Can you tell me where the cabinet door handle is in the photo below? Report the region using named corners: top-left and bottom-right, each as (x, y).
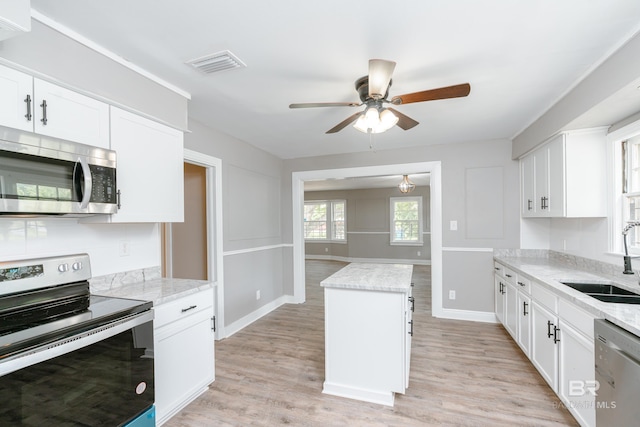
top-left (541, 196), bottom-right (548, 210)
top-left (40, 99), bottom-right (48, 125)
top-left (523, 301), bottom-right (528, 316)
top-left (553, 326), bottom-right (560, 344)
top-left (211, 316), bottom-right (216, 332)
top-left (181, 305), bottom-right (197, 313)
top-left (408, 296), bottom-right (415, 312)
top-left (408, 320), bottom-right (413, 336)
top-left (547, 320), bottom-right (553, 338)
top-left (116, 189), bottom-right (122, 209)
top-left (527, 199), bottom-right (532, 211)
top-left (24, 94), bottom-right (32, 121)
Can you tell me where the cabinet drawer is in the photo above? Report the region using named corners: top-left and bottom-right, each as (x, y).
top-left (494, 262), bottom-right (507, 277)
top-left (531, 282), bottom-right (558, 313)
top-left (558, 299), bottom-right (595, 340)
top-left (154, 288), bottom-right (213, 329)
top-left (515, 276), bottom-right (531, 295)
top-left (502, 266), bottom-right (516, 285)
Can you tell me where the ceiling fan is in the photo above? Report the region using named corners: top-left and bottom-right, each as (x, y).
top-left (289, 59), bottom-right (471, 134)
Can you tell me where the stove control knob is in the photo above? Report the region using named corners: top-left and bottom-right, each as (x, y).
top-left (58, 263), bottom-right (69, 273)
top-left (72, 262), bottom-right (82, 271)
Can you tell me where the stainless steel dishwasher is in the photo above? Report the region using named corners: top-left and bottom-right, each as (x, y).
top-left (594, 319), bottom-right (640, 426)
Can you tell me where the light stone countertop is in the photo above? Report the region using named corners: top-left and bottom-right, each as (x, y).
top-left (494, 255), bottom-right (640, 337)
top-left (320, 263), bottom-right (413, 292)
top-left (92, 277), bottom-right (215, 306)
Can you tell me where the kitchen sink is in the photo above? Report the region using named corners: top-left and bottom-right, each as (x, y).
top-left (559, 281), bottom-right (640, 304)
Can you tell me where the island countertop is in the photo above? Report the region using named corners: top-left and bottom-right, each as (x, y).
top-left (320, 263), bottom-right (413, 292)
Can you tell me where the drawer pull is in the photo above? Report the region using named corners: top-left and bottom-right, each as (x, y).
top-left (505, 274), bottom-right (512, 278)
top-left (181, 305), bottom-right (197, 313)
top-left (517, 281), bottom-right (525, 287)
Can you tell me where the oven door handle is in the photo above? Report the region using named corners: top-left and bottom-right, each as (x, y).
top-left (73, 157), bottom-right (93, 210)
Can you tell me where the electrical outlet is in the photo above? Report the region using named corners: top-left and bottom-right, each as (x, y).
top-left (119, 241), bottom-right (130, 257)
top-left (256, 290), bottom-right (261, 300)
top-left (417, 251), bottom-right (421, 256)
top-left (449, 290), bottom-right (456, 300)
top-left (325, 247), bottom-right (329, 252)
top-left (450, 220), bottom-right (458, 231)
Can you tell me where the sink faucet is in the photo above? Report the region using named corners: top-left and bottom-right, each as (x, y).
top-left (622, 221), bottom-right (640, 274)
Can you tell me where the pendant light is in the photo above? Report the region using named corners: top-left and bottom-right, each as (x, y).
top-left (398, 175), bottom-right (416, 193)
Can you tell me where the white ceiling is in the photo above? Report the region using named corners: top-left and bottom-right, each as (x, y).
top-left (30, 1), bottom-right (640, 160)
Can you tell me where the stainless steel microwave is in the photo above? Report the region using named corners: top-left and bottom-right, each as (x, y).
top-left (0, 129), bottom-right (118, 216)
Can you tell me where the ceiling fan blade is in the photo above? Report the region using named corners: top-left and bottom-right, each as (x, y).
top-left (391, 83), bottom-right (471, 105)
top-left (326, 112), bottom-right (362, 134)
top-left (368, 59), bottom-right (396, 99)
top-left (289, 102), bottom-right (361, 109)
top-left (387, 108), bottom-right (419, 130)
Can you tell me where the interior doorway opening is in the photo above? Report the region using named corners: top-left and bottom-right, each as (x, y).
top-left (162, 150), bottom-right (225, 338)
top-left (163, 162), bottom-right (208, 280)
top-left (291, 161), bottom-right (443, 317)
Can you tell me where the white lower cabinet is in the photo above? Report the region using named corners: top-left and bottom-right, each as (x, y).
top-left (495, 276), bottom-right (505, 323)
top-left (531, 300), bottom-right (559, 391)
top-left (516, 292), bottom-right (531, 356)
top-left (558, 320), bottom-right (596, 427)
top-left (504, 282), bottom-right (518, 339)
top-left (154, 288), bottom-right (215, 426)
top-left (494, 264), bottom-right (596, 427)
top-left (323, 286), bottom-right (411, 406)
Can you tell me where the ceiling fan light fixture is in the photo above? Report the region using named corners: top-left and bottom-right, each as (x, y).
top-left (353, 113), bottom-right (369, 133)
top-left (368, 59), bottom-right (396, 99)
top-left (398, 175), bottom-right (416, 193)
top-left (378, 108), bottom-right (399, 131)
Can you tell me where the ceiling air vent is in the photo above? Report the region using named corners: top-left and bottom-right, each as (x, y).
top-left (186, 50), bottom-right (246, 74)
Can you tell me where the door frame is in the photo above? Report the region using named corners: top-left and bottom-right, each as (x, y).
top-left (291, 161), bottom-right (443, 316)
top-left (171, 149), bottom-right (224, 339)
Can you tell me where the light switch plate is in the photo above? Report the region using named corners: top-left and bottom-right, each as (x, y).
top-left (450, 220), bottom-right (458, 231)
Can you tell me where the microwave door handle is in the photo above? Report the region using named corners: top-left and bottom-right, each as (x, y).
top-left (73, 158), bottom-right (93, 209)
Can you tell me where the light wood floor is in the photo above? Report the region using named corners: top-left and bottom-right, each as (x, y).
top-left (165, 260), bottom-right (578, 426)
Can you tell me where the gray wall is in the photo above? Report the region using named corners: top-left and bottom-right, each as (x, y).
top-left (305, 187), bottom-right (431, 263)
top-left (0, 19), bottom-right (188, 130)
top-left (283, 138), bottom-right (520, 313)
top-left (185, 119), bottom-right (288, 326)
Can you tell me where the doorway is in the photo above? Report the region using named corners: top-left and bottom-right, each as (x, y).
top-left (164, 162), bottom-right (208, 280)
top-left (291, 161), bottom-right (443, 317)
top-left (162, 150), bottom-right (225, 338)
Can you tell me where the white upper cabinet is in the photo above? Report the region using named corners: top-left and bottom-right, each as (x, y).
top-left (0, 64), bottom-right (110, 148)
top-left (520, 127), bottom-right (607, 218)
top-left (109, 106), bottom-right (184, 223)
top-left (0, 65), bottom-right (33, 131)
top-left (33, 79), bottom-right (110, 148)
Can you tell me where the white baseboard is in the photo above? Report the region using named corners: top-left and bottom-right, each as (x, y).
top-left (224, 295), bottom-right (294, 338)
top-left (435, 308), bottom-right (498, 323)
top-left (306, 254), bottom-right (430, 266)
top-left (322, 382), bottom-right (395, 407)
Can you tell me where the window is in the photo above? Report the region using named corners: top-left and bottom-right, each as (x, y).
top-left (622, 136), bottom-right (640, 253)
top-left (304, 200), bottom-right (346, 241)
top-left (390, 197), bottom-right (423, 244)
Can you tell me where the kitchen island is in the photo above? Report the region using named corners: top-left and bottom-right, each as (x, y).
top-left (321, 262), bottom-right (414, 406)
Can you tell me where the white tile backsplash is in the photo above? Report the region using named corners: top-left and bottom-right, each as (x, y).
top-left (0, 218), bottom-right (161, 277)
